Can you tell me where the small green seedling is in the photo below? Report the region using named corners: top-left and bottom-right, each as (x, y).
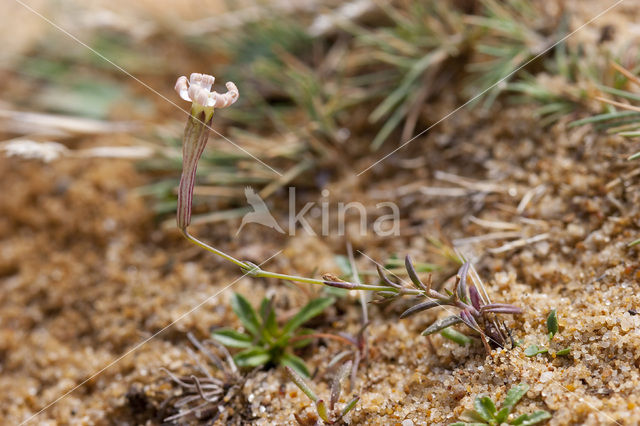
top-left (212, 293), bottom-right (333, 378)
top-left (441, 327), bottom-right (473, 346)
top-left (452, 383), bottom-right (551, 426)
top-left (524, 309), bottom-right (570, 357)
top-left (285, 362), bottom-right (360, 425)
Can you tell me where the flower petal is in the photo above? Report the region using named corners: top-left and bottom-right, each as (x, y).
top-left (174, 76), bottom-right (191, 102)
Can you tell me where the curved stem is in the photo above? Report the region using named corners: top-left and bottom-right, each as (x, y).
top-left (180, 227), bottom-right (483, 310)
top-left (180, 228), bottom-right (389, 290)
top-left (181, 228), bottom-right (248, 269)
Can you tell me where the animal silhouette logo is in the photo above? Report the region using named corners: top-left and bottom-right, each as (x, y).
top-left (236, 187), bottom-right (285, 235)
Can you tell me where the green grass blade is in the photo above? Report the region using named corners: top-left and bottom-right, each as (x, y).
top-left (233, 347), bottom-right (271, 367)
top-left (231, 293), bottom-right (262, 339)
top-left (338, 396), bottom-right (360, 420)
top-left (440, 327), bottom-right (473, 346)
top-left (569, 111), bottom-right (640, 128)
top-left (211, 328), bottom-right (253, 348)
top-left (598, 85), bottom-right (640, 102)
top-left (281, 352), bottom-right (311, 378)
top-left (285, 366), bottom-right (317, 402)
top-left (546, 309), bottom-right (558, 339)
top-left (282, 297), bottom-right (334, 337)
top-left (524, 345), bottom-right (541, 356)
top-left (259, 298), bottom-right (278, 339)
top-left (502, 383), bottom-right (529, 414)
top-left (475, 396), bottom-right (497, 422)
top-left (510, 410), bottom-right (552, 425)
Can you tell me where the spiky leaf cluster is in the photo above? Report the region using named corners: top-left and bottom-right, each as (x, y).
top-left (324, 256), bottom-right (522, 351)
top-left (452, 383), bottom-right (551, 426)
top-left (212, 293), bottom-right (333, 378)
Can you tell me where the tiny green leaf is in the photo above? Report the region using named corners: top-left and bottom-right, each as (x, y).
top-left (460, 409), bottom-right (491, 423)
top-left (524, 345), bottom-right (541, 357)
top-left (338, 396), bottom-right (360, 420)
top-left (231, 293), bottom-right (262, 339)
top-left (546, 309), bottom-right (558, 340)
top-left (280, 352), bottom-right (311, 378)
top-left (233, 347), bottom-right (271, 367)
top-left (556, 347), bottom-right (571, 356)
top-left (316, 399), bottom-right (329, 422)
top-left (628, 238), bottom-right (640, 247)
top-left (496, 406), bottom-right (510, 423)
top-left (422, 315), bottom-right (463, 335)
top-left (259, 298), bottom-right (278, 339)
top-left (285, 366), bottom-right (317, 402)
top-left (282, 297), bottom-right (333, 337)
top-left (457, 384), bottom-right (546, 426)
top-left (502, 383), bottom-right (529, 414)
top-left (211, 328), bottom-right (253, 348)
top-left (474, 396), bottom-right (497, 422)
top-left (441, 327), bottom-right (473, 346)
top-left (510, 410), bottom-right (552, 425)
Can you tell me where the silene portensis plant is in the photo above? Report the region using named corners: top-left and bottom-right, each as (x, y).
top-left (173, 72), bottom-right (393, 289)
top-left (173, 73), bottom-right (522, 352)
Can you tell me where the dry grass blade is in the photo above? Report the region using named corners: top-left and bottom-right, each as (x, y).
top-left (611, 62), bottom-right (640, 87)
top-left (0, 109), bottom-right (137, 136)
top-left (595, 96), bottom-right (640, 113)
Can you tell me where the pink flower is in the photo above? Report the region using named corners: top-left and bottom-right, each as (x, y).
top-left (174, 73), bottom-right (239, 229)
top-left (175, 73), bottom-right (239, 109)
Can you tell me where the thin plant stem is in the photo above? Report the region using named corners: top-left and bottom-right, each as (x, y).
top-left (255, 269), bottom-right (389, 291)
top-left (181, 227), bottom-right (389, 290)
top-left (180, 228), bottom-right (248, 269)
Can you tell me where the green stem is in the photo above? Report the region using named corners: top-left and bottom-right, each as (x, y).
top-left (180, 228), bottom-right (248, 269)
top-left (255, 269), bottom-right (389, 291)
top-left (180, 228), bottom-right (391, 291)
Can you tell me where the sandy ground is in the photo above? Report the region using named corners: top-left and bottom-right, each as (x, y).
top-left (1, 100), bottom-right (640, 425)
